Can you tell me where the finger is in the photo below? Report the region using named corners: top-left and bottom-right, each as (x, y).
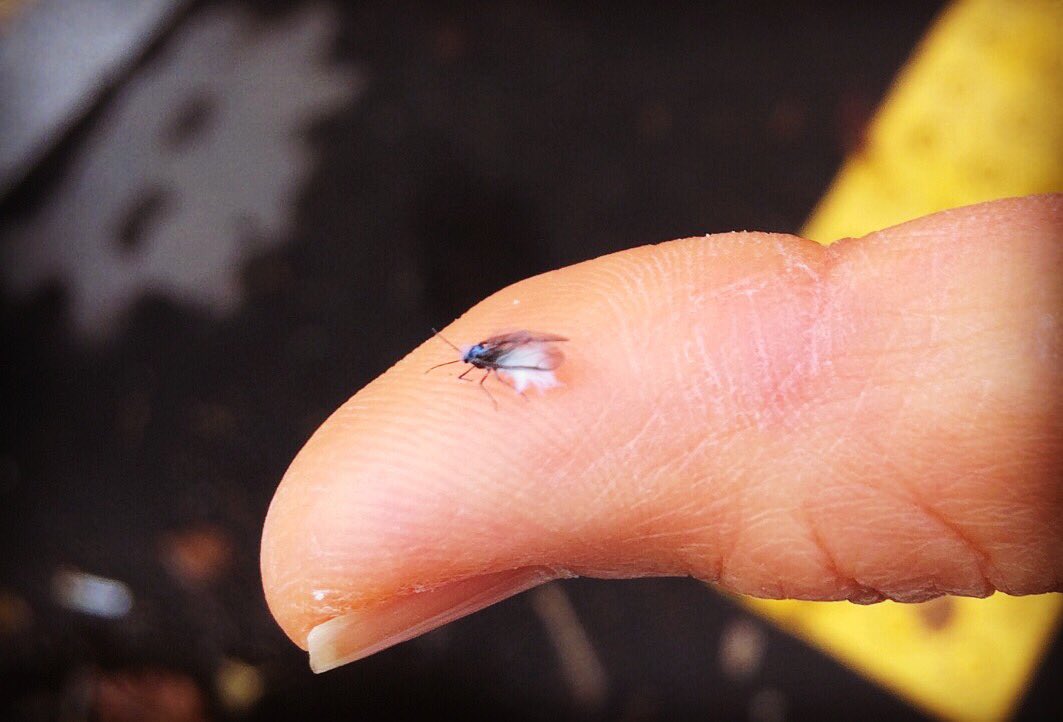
top-left (261, 194), bottom-right (1062, 672)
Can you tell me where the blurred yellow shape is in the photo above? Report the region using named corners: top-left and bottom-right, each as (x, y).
top-left (746, 1), bottom-right (1063, 720)
top-left (805, 0), bottom-right (1063, 242)
top-left (744, 595), bottom-right (1062, 721)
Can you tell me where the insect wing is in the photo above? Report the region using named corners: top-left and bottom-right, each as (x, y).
top-left (491, 337), bottom-right (566, 370)
top-left (533, 344), bottom-right (565, 370)
top-left (480, 330), bottom-right (568, 351)
top-left (522, 332), bottom-right (568, 343)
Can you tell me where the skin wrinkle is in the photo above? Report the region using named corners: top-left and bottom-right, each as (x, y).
top-left (654, 235), bottom-right (832, 576)
top-left (711, 531), bottom-right (735, 590)
top-left (700, 272), bottom-right (775, 301)
top-left (715, 470), bottom-right (765, 593)
top-left (679, 352), bottom-right (710, 414)
top-left (692, 330), bottom-right (730, 419)
top-left (800, 502), bottom-right (887, 604)
top-left (771, 239), bottom-right (828, 421)
top-left (589, 260), bottom-right (649, 384)
top-left (829, 469), bottom-right (993, 598)
top-left (673, 453), bottom-right (777, 588)
top-left (627, 486), bottom-right (709, 539)
top-left (746, 295), bottom-right (776, 423)
top-left (936, 473), bottom-right (1058, 594)
top-left (751, 213), bottom-right (1044, 599)
top-left (611, 409), bottom-right (667, 466)
top-left (852, 371), bottom-right (1048, 594)
top-left (656, 443), bottom-right (742, 577)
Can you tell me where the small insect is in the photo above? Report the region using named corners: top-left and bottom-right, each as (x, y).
top-left (425, 329), bottom-right (568, 408)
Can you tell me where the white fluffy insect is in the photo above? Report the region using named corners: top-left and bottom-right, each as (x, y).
top-left (426, 329), bottom-right (568, 407)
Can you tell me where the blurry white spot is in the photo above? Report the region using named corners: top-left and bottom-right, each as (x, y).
top-left (52, 569), bottom-right (133, 619)
top-left (215, 658), bottom-right (264, 714)
top-left (1, 3), bottom-right (363, 341)
top-left (718, 618), bottom-right (766, 682)
top-left (748, 687), bottom-right (787, 722)
top-left (512, 299), bottom-right (520, 305)
top-left (530, 583), bottom-right (608, 709)
top-left (312, 589), bottom-right (327, 601)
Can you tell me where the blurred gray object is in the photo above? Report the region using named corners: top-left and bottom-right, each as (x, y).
top-left (0, 2), bottom-right (360, 340)
top-left (0, 0), bottom-right (188, 196)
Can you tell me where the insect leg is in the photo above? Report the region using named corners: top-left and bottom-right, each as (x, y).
top-left (457, 366), bottom-right (474, 381)
top-left (479, 369), bottom-right (498, 410)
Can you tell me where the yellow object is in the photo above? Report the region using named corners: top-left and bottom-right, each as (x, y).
top-left (745, 1), bottom-right (1063, 720)
top-left (804, 0), bottom-right (1063, 242)
top-left (744, 595), bottom-right (1062, 721)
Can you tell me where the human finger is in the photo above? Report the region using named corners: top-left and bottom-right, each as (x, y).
top-left (261, 194), bottom-right (1062, 672)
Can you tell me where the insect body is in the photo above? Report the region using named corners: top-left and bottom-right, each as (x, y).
top-left (426, 329), bottom-right (568, 408)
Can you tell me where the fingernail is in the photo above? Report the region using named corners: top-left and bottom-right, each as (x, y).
top-left (307, 567), bottom-right (553, 673)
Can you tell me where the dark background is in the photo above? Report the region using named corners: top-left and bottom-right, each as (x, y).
top-left (1, 1), bottom-right (1060, 720)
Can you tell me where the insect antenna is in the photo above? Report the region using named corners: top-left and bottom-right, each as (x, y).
top-left (425, 359), bottom-right (462, 374)
top-left (431, 328), bottom-right (462, 352)
top-left (425, 328), bottom-right (465, 374)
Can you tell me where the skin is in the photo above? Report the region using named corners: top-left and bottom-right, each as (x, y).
top-left (260, 194), bottom-right (1062, 670)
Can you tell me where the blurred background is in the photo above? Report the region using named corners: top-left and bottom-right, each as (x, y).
top-left (1, 0), bottom-right (1060, 720)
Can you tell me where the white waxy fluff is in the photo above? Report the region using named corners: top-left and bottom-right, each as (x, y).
top-left (496, 341), bottom-right (564, 393)
top-left (498, 366), bottom-right (562, 394)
